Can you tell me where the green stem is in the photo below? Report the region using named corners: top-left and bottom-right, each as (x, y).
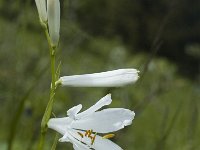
top-left (51, 133), bottom-right (59, 150)
top-left (7, 66), bottom-right (48, 150)
top-left (38, 27), bottom-right (57, 150)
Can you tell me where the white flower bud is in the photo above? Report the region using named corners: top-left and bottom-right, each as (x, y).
top-left (59, 69), bottom-right (139, 87)
top-left (35, 0), bottom-right (47, 22)
top-left (47, 0), bottom-right (60, 46)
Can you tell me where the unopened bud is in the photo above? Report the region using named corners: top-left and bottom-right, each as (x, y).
top-left (47, 0), bottom-right (60, 46)
top-left (35, 0), bottom-right (47, 23)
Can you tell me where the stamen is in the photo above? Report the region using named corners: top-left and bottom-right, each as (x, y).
top-left (85, 130), bottom-right (93, 139)
top-left (91, 132), bottom-right (97, 145)
top-left (102, 134), bottom-right (115, 139)
top-left (83, 129), bottom-right (98, 146)
top-left (85, 130), bottom-right (90, 136)
top-left (88, 130), bottom-right (93, 139)
top-left (88, 130), bottom-right (93, 136)
top-left (77, 132), bottom-right (84, 138)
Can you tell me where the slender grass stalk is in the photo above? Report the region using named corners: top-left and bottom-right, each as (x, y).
top-left (38, 25), bottom-right (58, 150)
top-left (155, 101), bottom-right (182, 150)
top-left (51, 133), bottom-right (59, 150)
top-left (7, 66), bottom-right (48, 150)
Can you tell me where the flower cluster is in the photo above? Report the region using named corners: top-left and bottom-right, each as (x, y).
top-left (35, 0), bottom-right (139, 149)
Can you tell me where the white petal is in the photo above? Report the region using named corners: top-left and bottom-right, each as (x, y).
top-left (47, 0), bottom-right (60, 46)
top-left (73, 144), bottom-right (89, 150)
top-left (60, 130), bottom-right (91, 149)
top-left (59, 132), bottom-right (70, 142)
top-left (48, 117), bottom-right (73, 135)
top-left (76, 94), bottom-right (112, 119)
top-left (71, 108), bottom-right (135, 133)
top-left (35, 0), bottom-right (47, 22)
top-left (73, 144), bottom-right (82, 150)
top-left (67, 104), bottom-right (82, 119)
top-left (60, 69), bottom-right (139, 87)
top-left (92, 134), bottom-right (123, 150)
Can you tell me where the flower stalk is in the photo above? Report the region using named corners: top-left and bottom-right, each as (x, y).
top-left (38, 25), bottom-right (58, 150)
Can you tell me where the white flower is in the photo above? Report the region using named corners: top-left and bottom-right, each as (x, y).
top-left (35, 0), bottom-right (47, 22)
top-left (47, 0), bottom-right (60, 46)
top-left (48, 94), bottom-right (135, 150)
top-left (58, 69), bottom-right (139, 87)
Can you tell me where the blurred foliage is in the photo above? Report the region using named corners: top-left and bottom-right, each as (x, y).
top-left (0, 0), bottom-right (200, 150)
top-left (74, 0), bottom-right (200, 78)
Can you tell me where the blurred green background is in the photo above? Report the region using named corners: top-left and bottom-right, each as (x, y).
top-left (0, 0), bottom-right (200, 150)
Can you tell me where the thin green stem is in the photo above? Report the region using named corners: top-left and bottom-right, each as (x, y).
top-left (51, 133), bottom-right (59, 150)
top-left (38, 26), bottom-right (58, 150)
top-left (7, 66), bottom-right (48, 150)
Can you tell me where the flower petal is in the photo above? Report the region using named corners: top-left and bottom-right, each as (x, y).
top-left (76, 94), bottom-right (112, 119)
top-left (60, 130), bottom-right (91, 149)
top-left (59, 132), bottom-right (70, 142)
top-left (71, 108), bottom-right (135, 133)
top-left (92, 134), bottom-right (123, 150)
top-left (73, 144), bottom-right (89, 150)
top-left (67, 104), bottom-right (82, 119)
top-left (48, 117), bottom-right (73, 135)
top-left (47, 0), bottom-right (60, 46)
top-left (60, 69), bottom-right (139, 87)
top-left (35, 0), bottom-right (47, 22)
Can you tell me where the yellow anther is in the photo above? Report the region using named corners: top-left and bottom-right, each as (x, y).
top-left (102, 134), bottom-right (115, 139)
top-left (83, 129), bottom-right (98, 145)
top-left (88, 130), bottom-right (93, 136)
top-left (85, 130), bottom-right (93, 137)
top-left (77, 132), bottom-right (84, 138)
top-left (85, 130), bottom-right (90, 136)
top-left (88, 130), bottom-right (94, 139)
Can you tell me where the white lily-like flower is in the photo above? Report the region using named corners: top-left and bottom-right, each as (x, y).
top-left (48, 94), bottom-right (135, 150)
top-left (57, 69), bottom-right (139, 87)
top-left (35, 0), bottom-right (47, 22)
top-left (47, 0), bottom-right (60, 46)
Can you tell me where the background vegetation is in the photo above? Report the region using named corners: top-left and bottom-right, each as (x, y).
top-left (0, 0), bottom-right (199, 150)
